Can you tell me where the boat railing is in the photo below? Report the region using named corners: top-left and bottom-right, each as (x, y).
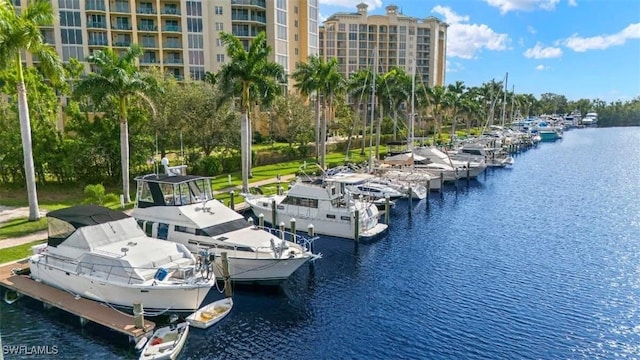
top-left (256, 225), bottom-right (317, 253)
top-left (68, 257), bottom-right (197, 285)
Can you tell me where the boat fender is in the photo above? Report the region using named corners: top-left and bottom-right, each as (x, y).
top-left (135, 337), bottom-right (148, 351)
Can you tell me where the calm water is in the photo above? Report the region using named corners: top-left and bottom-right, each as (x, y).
top-left (3, 127), bottom-right (640, 359)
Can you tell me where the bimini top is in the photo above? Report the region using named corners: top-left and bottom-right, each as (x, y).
top-left (47, 205), bottom-right (129, 228)
top-left (46, 205), bottom-right (131, 247)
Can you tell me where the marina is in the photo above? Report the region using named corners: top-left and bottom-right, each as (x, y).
top-left (2, 126), bottom-right (640, 359)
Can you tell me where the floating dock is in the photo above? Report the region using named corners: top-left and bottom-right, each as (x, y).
top-left (0, 260), bottom-right (154, 339)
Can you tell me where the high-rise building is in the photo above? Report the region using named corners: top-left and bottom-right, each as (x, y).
top-left (15, 0), bottom-right (319, 83)
top-left (319, 3), bottom-right (447, 87)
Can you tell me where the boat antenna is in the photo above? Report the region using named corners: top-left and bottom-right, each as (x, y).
top-left (155, 132), bottom-right (159, 175)
top-left (180, 131), bottom-right (184, 166)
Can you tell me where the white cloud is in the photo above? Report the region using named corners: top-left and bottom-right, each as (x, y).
top-left (564, 23), bottom-right (640, 52)
top-left (432, 6), bottom-right (510, 59)
top-left (523, 42), bottom-right (563, 58)
top-left (319, 12), bottom-right (327, 22)
top-left (485, 0), bottom-right (560, 14)
top-left (318, 0), bottom-right (382, 10)
top-left (446, 62), bottom-right (465, 73)
top-left (568, 0), bottom-right (577, 6)
top-left (527, 25), bottom-right (537, 34)
top-left (536, 64), bottom-right (545, 70)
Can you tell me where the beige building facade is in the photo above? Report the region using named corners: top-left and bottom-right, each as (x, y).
top-left (319, 3), bottom-right (447, 87)
top-left (15, 0), bottom-right (319, 82)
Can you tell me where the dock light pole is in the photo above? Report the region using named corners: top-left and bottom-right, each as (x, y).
top-left (258, 213), bottom-right (264, 228)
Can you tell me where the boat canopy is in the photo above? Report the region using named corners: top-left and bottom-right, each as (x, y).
top-left (46, 205), bottom-right (130, 247)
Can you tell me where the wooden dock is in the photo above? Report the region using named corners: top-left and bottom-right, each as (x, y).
top-left (0, 260), bottom-right (154, 339)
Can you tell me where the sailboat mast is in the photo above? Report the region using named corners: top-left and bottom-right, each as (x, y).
top-left (501, 72), bottom-right (508, 127)
top-left (368, 47), bottom-right (377, 173)
top-left (409, 59), bottom-right (416, 151)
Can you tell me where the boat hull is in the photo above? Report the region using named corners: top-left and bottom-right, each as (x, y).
top-left (140, 322), bottom-right (189, 360)
top-left (210, 255), bottom-right (310, 284)
top-left (246, 200), bottom-right (388, 240)
top-left (186, 297), bottom-right (233, 329)
top-left (29, 257), bottom-right (211, 312)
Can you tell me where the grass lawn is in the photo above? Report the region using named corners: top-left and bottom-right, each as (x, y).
top-left (0, 217), bottom-right (48, 240)
top-left (0, 240), bottom-right (45, 264)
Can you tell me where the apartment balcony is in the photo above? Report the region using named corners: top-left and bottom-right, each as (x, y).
top-left (232, 29), bottom-right (258, 37)
top-left (163, 41), bottom-right (182, 49)
top-left (231, 13), bottom-right (266, 24)
top-left (137, 7), bottom-right (156, 15)
top-left (138, 24), bottom-right (157, 32)
top-left (140, 58), bottom-right (159, 64)
top-left (163, 25), bottom-right (181, 32)
top-left (141, 40), bottom-right (158, 48)
top-left (164, 58), bottom-right (183, 65)
top-left (161, 8), bottom-right (181, 16)
top-left (112, 24), bottom-right (133, 31)
top-left (87, 21), bottom-right (107, 29)
top-left (111, 4), bottom-right (131, 13)
top-left (113, 41), bottom-right (132, 47)
top-left (88, 39), bottom-right (109, 46)
top-left (86, 2), bottom-right (106, 11)
top-left (231, 0), bottom-right (266, 9)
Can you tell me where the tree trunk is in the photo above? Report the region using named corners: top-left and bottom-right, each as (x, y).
top-left (17, 81), bottom-right (40, 221)
top-left (241, 109), bottom-right (249, 193)
top-left (315, 95), bottom-right (320, 162)
top-left (120, 98), bottom-right (131, 203)
top-left (248, 114), bottom-right (253, 178)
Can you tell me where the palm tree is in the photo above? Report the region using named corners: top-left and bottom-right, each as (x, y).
top-left (348, 68), bottom-right (372, 155)
top-left (73, 45), bottom-right (160, 203)
top-left (217, 31), bottom-right (284, 193)
top-left (446, 81), bottom-right (466, 141)
top-left (292, 55), bottom-right (322, 162)
top-left (426, 85), bottom-right (448, 143)
top-left (0, 0), bottom-right (64, 220)
top-left (292, 56), bottom-right (343, 169)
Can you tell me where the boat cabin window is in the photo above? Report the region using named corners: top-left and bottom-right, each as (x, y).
top-left (47, 217), bottom-right (76, 244)
top-left (326, 214), bottom-right (336, 219)
top-left (137, 183), bottom-right (154, 203)
top-left (201, 218), bottom-right (250, 237)
top-left (175, 225), bottom-right (195, 234)
top-left (281, 196), bottom-right (318, 208)
top-left (462, 149), bottom-right (483, 156)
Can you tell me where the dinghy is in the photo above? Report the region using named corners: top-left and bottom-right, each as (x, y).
top-left (139, 322), bottom-right (189, 360)
top-left (185, 297), bottom-right (233, 329)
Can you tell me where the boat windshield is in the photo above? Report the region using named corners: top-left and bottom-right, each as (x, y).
top-left (201, 218), bottom-right (250, 237)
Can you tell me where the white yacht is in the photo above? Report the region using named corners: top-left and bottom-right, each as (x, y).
top-left (29, 205), bottom-right (214, 312)
top-left (245, 180), bottom-right (388, 240)
top-left (132, 173), bottom-right (318, 285)
top-left (452, 142), bottom-right (514, 168)
top-left (326, 173), bottom-right (408, 200)
top-left (582, 112), bottom-right (598, 126)
top-left (413, 146), bottom-right (487, 178)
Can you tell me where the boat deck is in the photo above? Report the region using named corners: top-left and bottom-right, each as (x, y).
top-left (0, 260), bottom-right (155, 339)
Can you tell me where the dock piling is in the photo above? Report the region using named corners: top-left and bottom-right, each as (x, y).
top-left (221, 252), bottom-right (232, 298)
top-left (259, 213), bottom-right (264, 228)
top-left (290, 218), bottom-right (296, 242)
top-left (384, 195), bottom-right (390, 224)
top-left (133, 302), bottom-right (145, 330)
top-left (229, 191), bottom-right (235, 210)
top-left (408, 186), bottom-right (413, 213)
top-left (354, 210), bottom-right (360, 242)
top-left (279, 222), bottom-right (285, 240)
top-left (271, 200), bottom-right (277, 227)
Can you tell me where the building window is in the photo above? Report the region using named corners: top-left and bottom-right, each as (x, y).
top-left (294, 48), bottom-right (298, 55)
top-left (61, 29), bottom-right (82, 44)
top-left (215, 6), bottom-right (223, 15)
top-left (294, 20), bottom-right (298, 27)
top-left (185, 1), bottom-right (202, 16)
top-left (187, 18), bottom-right (202, 32)
top-left (294, 6), bottom-right (298, 14)
top-left (188, 34), bottom-right (203, 48)
top-left (215, 22), bottom-right (224, 31)
top-left (216, 54), bottom-right (225, 62)
top-left (189, 50), bottom-right (204, 65)
top-left (59, 11), bottom-right (81, 26)
top-left (216, 38), bottom-right (222, 46)
top-left (294, 34), bottom-right (298, 41)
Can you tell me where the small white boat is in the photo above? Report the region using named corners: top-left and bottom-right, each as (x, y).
top-left (185, 297), bottom-right (233, 329)
top-left (139, 322), bottom-right (189, 360)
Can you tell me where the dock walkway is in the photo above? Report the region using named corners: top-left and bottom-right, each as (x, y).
top-left (0, 260), bottom-right (154, 339)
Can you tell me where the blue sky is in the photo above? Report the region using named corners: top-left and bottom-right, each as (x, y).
top-left (318, 0), bottom-right (640, 103)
